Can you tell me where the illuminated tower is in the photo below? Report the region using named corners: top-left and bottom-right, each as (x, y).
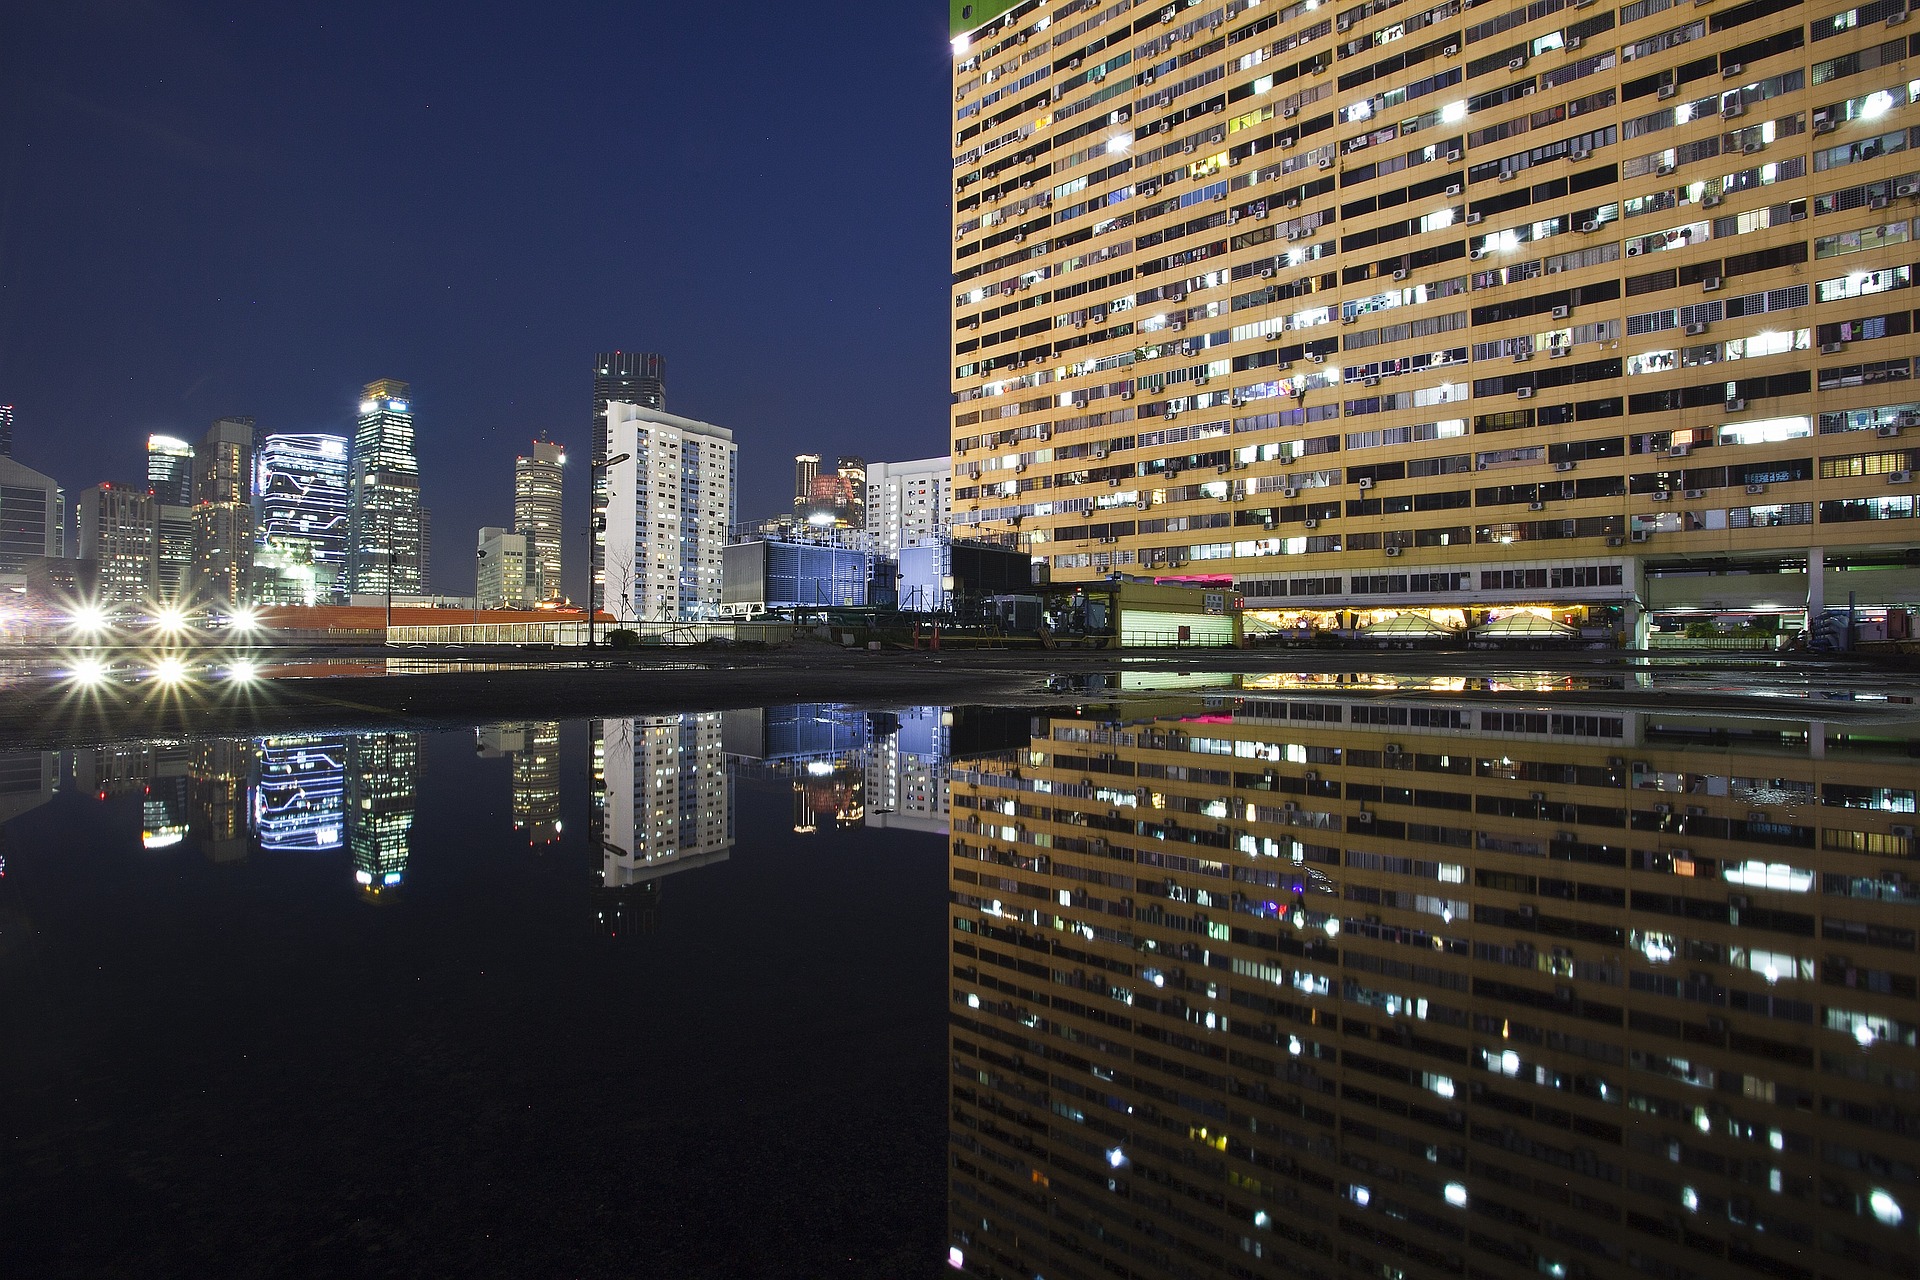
top-left (254, 433), bottom-right (351, 605)
top-left (793, 453), bottom-right (821, 512)
top-left (254, 736), bottom-right (345, 851)
top-left (513, 439), bottom-right (566, 602)
top-left (191, 416), bottom-right (255, 605)
top-left (602, 402), bottom-right (736, 622)
top-left (347, 380), bottom-right (423, 597)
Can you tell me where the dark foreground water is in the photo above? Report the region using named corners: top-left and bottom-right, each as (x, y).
top-left (3, 688), bottom-right (1919, 1279)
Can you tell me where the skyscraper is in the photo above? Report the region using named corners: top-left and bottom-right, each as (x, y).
top-left (0, 404), bottom-right (12, 458)
top-left (347, 379), bottom-right (423, 597)
top-left (146, 435), bottom-right (194, 506)
top-left (602, 402), bottom-right (736, 622)
top-left (793, 453), bottom-right (822, 512)
top-left (949, 3), bottom-right (1920, 646)
top-left (0, 456), bottom-right (64, 582)
top-left (77, 483), bottom-right (157, 605)
top-left (346, 731), bottom-right (418, 897)
top-left (191, 416), bottom-right (255, 605)
top-left (834, 455), bottom-right (867, 528)
top-left (254, 433), bottom-right (350, 605)
top-left (475, 526), bottom-right (529, 609)
top-left (513, 438), bottom-right (565, 602)
top-left (591, 353), bottom-right (665, 615)
top-left (254, 736), bottom-right (345, 852)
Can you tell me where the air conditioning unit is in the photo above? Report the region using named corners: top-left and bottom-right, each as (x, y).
top-left (1891, 9), bottom-right (1910, 24)
top-left (1528, 501), bottom-right (1545, 511)
top-left (1470, 248), bottom-right (1488, 260)
top-left (1626, 243), bottom-right (1643, 256)
top-left (1447, 148), bottom-right (1463, 162)
top-left (1282, 487), bottom-right (1299, 498)
top-left (1814, 118), bottom-right (1838, 135)
top-left (1877, 424), bottom-right (1903, 438)
top-left (1702, 194), bottom-right (1723, 208)
top-left (1899, 182), bottom-right (1920, 198)
top-left (1685, 322), bottom-right (1709, 336)
top-left (1889, 469), bottom-right (1914, 484)
top-left (1742, 140), bottom-right (1763, 155)
top-left (1514, 350), bottom-right (1533, 363)
top-left (1318, 157), bottom-right (1334, 170)
top-left (1281, 136), bottom-right (1297, 149)
top-left (1581, 220), bottom-right (1599, 234)
top-left (1393, 267), bottom-right (1409, 281)
top-left (1652, 490), bottom-right (1671, 502)
top-left (1725, 397), bottom-right (1746, 411)
top-left (1106, 477), bottom-right (1120, 487)
top-left (1287, 229), bottom-right (1304, 242)
top-left (1631, 530), bottom-right (1650, 542)
top-left (1285, 197), bottom-right (1301, 209)
top-left (1702, 276), bottom-right (1723, 292)
top-left (1606, 536), bottom-right (1624, 546)
top-left (1166, 410), bottom-right (1179, 421)
top-left (1283, 105), bottom-right (1299, 119)
top-left (1260, 266), bottom-right (1276, 279)
top-left (1303, 518), bottom-right (1318, 529)
top-left (1444, 43), bottom-right (1460, 55)
top-left (1658, 84), bottom-right (1677, 100)
top-left (1385, 545), bottom-right (1402, 557)
top-left (1820, 341), bottom-right (1845, 355)
top-left (1567, 36), bottom-right (1583, 50)
top-left (1122, 388), bottom-right (1134, 400)
top-left (1446, 182), bottom-right (1462, 196)
top-left (1723, 62), bottom-right (1743, 77)
top-left (1684, 488), bottom-right (1705, 499)
top-left (1508, 57), bottom-right (1526, 72)
top-left (1551, 304), bottom-right (1571, 320)
top-left (1466, 211), bottom-right (1484, 224)
top-left (1358, 477), bottom-right (1375, 490)
top-left (1137, 498), bottom-right (1151, 510)
top-left (1309, 353), bottom-right (1326, 363)
top-left (1276, 359), bottom-right (1291, 370)
top-left (1517, 386), bottom-right (1535, 399)
top-left (1571, 148), bottom-right (1591, 162)
top-left (1499, 170), bottom-right (1517, 182)
top-left (1870, 195), bottom-right (1892, 211)
top-left (1723, 102), bottom-right (1745, 119)
top-left (1656, 162), bottom-right (1675, 175)
top-left (1365, 376), bottom-right (1381, 386)
top-left (1745, 482), bottom-right (1767, 494)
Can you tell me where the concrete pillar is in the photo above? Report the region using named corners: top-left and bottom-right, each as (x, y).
top-left (1806, 546), bottom-right (1824, 622)
top-left (1809, 721), bottom-right (1826, 760)
top-left (1625, 553), bottom-right (1649, 649)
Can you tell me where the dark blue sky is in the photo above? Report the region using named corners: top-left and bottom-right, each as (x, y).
top-left (0, 1), bottom-right (955, 595)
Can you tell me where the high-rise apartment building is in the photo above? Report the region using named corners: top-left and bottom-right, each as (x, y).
top-left (146, 435), bottom-right (194, 506)
top-left (600, 713), bottom-right (732, 889)
top-left (602, 402), bottom-right (737, 622)
top-left (949, 2), bottom-right (1920, 643)
top-left (254, 433), bottom-right (350, 606)
top-left (78, 482), bottom-right (158, 605)
top-left (592, 353), bottom-right (666, 616)
top-left (793, 453), bottom-right (822, 511)
top-left (864, 454), bottom-right (954, 557)
top-left (348, 379), bottom-right (423, 597)
top-left (475, 526), bottom-right (529, 609)
top-left (513, 438), bottom-right (566, 602)
top-left (192, 416), bottom-right (255, 605)
top-left (0, 456), bottom-right (64, 583)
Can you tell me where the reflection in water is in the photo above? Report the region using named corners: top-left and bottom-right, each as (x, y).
top-left (600, 714), bottom-right (733, 886)
top-left (946, 699), bottom-right (1920, 1279)
top-left (477, 723), bottom-right (563, 846)
top-left (255, 736), bottom-right (345, 852)
top-left (867, 706), bottom-right (952, 836)
top-left (347, 733), bottom-right (418, 896)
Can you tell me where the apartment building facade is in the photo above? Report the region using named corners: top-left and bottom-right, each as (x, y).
top-left (949, 0), bottom-right (1920, 642)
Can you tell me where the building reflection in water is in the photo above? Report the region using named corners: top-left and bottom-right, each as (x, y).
top-left (477, 722), bottom-right (562, 846)
top-left (188, 739), bottom-right (255, 863)
top-left (254, 737), bottom-right (344, 852)
top-left (866, 706), bottom-right (952, 836)
top-left (600, 713), bottom-right (732, 894)
top-left (347, 733), bottom-right (419, 898)
top-left (722, 704), bottom-right (869, 834)
top-left (947, 697), bottom-right (1920, 1279)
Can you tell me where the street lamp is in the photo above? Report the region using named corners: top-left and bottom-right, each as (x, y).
top-left (588, 452), bottom-right (631, 649)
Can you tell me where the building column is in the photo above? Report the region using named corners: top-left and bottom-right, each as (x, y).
top-left (1625, 554), bottom-right (1649, 650)
top-left (1806, 546), bottom-right (1825, 622)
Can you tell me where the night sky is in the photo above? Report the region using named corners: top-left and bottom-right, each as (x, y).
top-left (0, 1), bottom-right (955, 596)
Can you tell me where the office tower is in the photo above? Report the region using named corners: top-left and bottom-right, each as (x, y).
top-left (949, 6), bottom-right (1920, 646)
top-left (146, 435), bottom-right (194, 506)
top-left (254, 433), bottom-right (350, 606)
top-left (149, 436), bottom-right (196, 605)
top-left (191, 416), bottom-right (255, 605)
top-left (513, 439), bottom-right (566, 601)
top-left (188, 738), bottom-right (254, 862)
top-left (475, 526), bottom-right (529, 609)
top-left (254, 736), bottom-right (345, 852)
top-left (347, 379), bottom-right (423, 597)
top-left (77, 483), bottom-right (157, 605)
top-left (863, 455), bottom-right (952, 557)
top-left (0, 403), bottom-right (11, 458)
top-left (834, 455), bottom-right (867, 527)
top-left (793, 453), bottom-right (822, 511)
top-left (602, 402), bottom-right (736, 622)
top-left (0, 456), bottom-right (65, 579)
top-left (600, 714), bottom-right (731, 888)
top-left (591, 353), bottom-right (666, 616)
top-left (346, 731), bottom-right (418, 896)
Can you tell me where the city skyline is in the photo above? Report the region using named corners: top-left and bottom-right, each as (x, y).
top-left (0, 3), bottom-right (953, 601)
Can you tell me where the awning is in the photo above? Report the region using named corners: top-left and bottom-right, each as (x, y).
top-left (1471, 613), bottom-right (1580, 639)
